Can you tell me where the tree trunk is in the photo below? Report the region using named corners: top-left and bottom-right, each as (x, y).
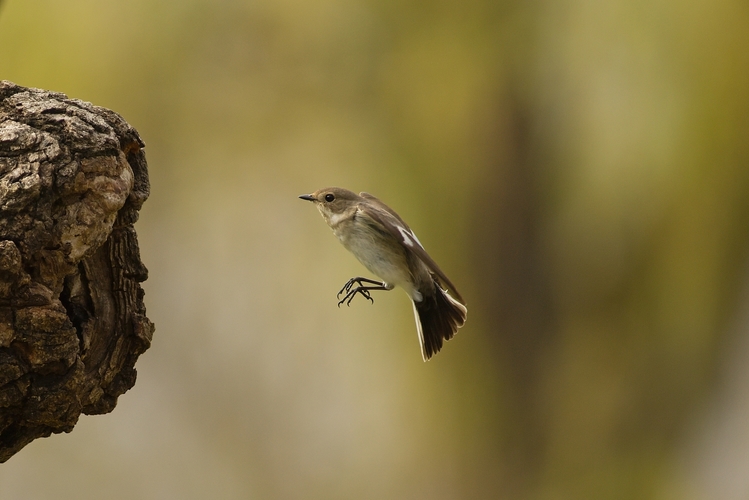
top-left (0, 81), bottom-right (153, 462)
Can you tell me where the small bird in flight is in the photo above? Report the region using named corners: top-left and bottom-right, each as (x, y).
top-left (299, 187), bottom-right (467, 361)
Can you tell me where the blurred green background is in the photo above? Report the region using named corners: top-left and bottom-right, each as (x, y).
top-left (1, 0), bottom-right (749, 498)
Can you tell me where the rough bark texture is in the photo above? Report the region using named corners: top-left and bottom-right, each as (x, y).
top-left (0, 81), bottom-right (153, 462)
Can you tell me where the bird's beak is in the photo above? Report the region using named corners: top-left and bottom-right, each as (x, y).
top-left (299, 194), bottom-right (315, 201)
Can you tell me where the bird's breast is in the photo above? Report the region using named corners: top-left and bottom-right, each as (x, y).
top-left (334, 219), bottom-right (414, 293)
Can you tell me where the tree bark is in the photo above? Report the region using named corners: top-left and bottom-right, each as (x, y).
top-left (0, 81), bottom-right (153, 462)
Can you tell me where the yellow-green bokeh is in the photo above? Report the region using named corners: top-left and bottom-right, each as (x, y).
top-left (1, 0), bottom-right (748, 498)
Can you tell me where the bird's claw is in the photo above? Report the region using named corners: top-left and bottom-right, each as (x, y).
top-left (335, 277), bottom-right (388, 307)
top-left (337, 287), bottom-right (374, 307)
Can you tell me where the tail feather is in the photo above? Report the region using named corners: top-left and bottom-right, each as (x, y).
top-left (413, 282), bottom-right (467, 361)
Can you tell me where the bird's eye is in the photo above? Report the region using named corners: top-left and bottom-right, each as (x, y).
top-left (324, 193), bottom-right (335, 202)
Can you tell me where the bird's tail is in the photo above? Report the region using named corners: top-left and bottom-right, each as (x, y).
top-left (413, 281), bottom-right (467, 361)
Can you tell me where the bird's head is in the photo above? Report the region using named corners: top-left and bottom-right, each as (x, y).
top-left (299, 187), bottom-right (360, 227)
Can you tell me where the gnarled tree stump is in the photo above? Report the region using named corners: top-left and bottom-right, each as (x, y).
top-left (0, 81), bottom-right (153, 462)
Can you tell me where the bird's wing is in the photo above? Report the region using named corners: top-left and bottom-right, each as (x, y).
top-left (359, 192), bottom-right (464, 303)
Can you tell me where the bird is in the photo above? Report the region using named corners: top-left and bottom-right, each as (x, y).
top-left (299, 187), bottom-right (466, 360)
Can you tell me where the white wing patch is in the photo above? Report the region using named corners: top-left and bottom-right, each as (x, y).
top-left (397, 225), bottom-right (423, 249)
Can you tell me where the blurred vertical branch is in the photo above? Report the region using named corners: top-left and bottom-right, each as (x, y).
top-left (468, 88), bottom-right (555, 495)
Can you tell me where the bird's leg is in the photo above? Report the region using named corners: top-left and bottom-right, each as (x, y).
top-left (336, 277), bottom-right (391, 307)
